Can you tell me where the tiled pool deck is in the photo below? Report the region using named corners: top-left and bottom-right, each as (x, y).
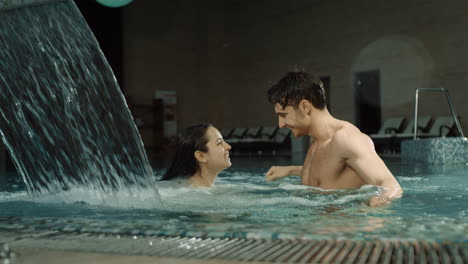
top-left (401, 137), bottom-right (468, 164)
top-left (1, 219), bottom-right (467, 264)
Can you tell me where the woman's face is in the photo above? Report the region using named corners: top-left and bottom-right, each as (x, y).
top-left (203, 126), bottom-right (232, 171)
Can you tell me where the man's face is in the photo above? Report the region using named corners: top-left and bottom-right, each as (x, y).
top-left (274, 103), bottom-right (307, 138)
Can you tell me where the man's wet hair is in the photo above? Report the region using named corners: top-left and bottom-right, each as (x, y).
top-left (267, 71), bottom-right (326, 110)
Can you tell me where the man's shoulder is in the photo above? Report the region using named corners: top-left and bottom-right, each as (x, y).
top-left (333, 122), bottom-right (363, 141)
top-left (332, 122), bottom-right (372, 152)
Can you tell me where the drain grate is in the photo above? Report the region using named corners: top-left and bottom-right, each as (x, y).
top-left (1, 230), bottom-right (467, 263)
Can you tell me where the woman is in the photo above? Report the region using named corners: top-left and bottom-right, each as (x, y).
top-left (160, 124), bottom-right (232, 187)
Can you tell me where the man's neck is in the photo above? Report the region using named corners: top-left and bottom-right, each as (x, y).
top-left (308, 110), bottom-right (338, 142)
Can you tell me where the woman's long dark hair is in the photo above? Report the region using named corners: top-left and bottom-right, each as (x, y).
top-left (160, 124), bottom-right (212, 181)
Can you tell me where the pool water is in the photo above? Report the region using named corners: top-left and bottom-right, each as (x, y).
top-left (0, 157), bottom-right (467, 242)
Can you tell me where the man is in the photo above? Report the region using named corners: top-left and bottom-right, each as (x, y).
top-left (265, 71), bottom-right (402, 206)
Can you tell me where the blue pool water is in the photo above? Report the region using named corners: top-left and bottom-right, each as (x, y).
top-left (0, 157), bottom-right (467, 242)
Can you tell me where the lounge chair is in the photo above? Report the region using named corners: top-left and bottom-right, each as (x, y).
top-left (369, 117), bottom-right (405, 153)
top-left (235, 127), bottom-right (262, 144)
top-left (225, 127), bottom-right (247, 144)
top-left (220, 128), bottom-right (233, 139)
top-left (273, 127), bottom-right (290, 144)
top-left (227, 127), bottom-right (264, 153)
top-left (395, 116), bottom-right (432, 139)
top-left (391, 116), bottom-right (432, 152)
top-left (244, 126), bottom-right (277, 144)
top-left (418, 116), bottom-right (456, 138)
top-left (270, 127), bottom-right (291, 154)
top-left (369, 117), bottom-right (405, 139)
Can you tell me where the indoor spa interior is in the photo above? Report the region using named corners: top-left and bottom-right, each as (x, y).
top-left (0, 0), bottom-right (467, 263)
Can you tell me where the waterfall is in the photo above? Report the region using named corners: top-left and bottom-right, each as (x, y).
top-left (0, 0), bottom-right (162, 207)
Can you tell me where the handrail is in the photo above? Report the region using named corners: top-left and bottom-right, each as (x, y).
top-left (414, 88), bottom-right (464, 139)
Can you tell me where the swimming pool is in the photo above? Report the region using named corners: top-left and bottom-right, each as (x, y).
top-left (0, 156), bottom-right (467, 244)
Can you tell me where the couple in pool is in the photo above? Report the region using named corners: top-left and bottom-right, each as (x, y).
top-left (160, 71), bottom-right (403, 206)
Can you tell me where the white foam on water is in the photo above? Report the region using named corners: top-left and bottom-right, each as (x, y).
top-left (0, 186), bottom-right (162, 209)
top-left (277, 182), bottom-right (318, 190)
top-left (0, 176), bottom-right (379, 212)
top-left (0, 191), bottom-right (29, 200)
top-left (155, 182), bottom-right (378, 213)
top-left (397, 177), bottom-right (426, 182)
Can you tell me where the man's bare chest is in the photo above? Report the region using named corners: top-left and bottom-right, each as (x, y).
top-left (301, 143), bottom-right (346, 187)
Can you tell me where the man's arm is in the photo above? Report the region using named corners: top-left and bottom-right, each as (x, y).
top-left (337, 129), bottom-right (403, 206)
top-left (265, 166), bottom-right (302, 181)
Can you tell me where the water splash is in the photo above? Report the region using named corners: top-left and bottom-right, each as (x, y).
top-left (0, 0), bottom-right (162, 207)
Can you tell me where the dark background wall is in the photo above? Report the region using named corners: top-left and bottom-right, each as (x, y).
top-left (1, 0), bottom-right (468, 171)
top-left (110, 0), bottom-right (468, 149)
top-left (3, 0), bottom-right (467, 156)
top-left (75, 0), bottom-right (124, 90)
